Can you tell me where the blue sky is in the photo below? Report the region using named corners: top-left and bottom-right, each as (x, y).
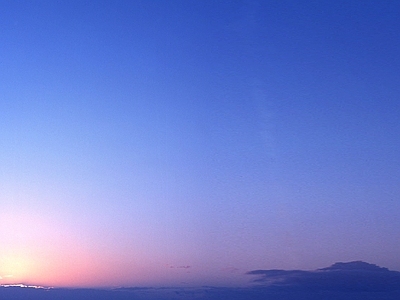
top-left (1, 0), bottom-right (400, 288)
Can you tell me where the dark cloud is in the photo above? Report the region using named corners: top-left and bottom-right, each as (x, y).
top-left (177, 265), bottom-right (191, 269)
top-left (247, 261), bottom-right (400, 292)
top-left (165, 264), bottom-right (191, 269)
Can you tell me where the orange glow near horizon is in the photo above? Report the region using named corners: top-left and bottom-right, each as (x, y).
top-left (1, 208), bottom-right (247, 288)
top-left (0, 210), bottom-right (103, 287)
top-left (0, 210), bottom-right (167, 288)
top-left (0, 253), bottom-right (34, 282)
top-left (0, 248), bottom-right (168, 288)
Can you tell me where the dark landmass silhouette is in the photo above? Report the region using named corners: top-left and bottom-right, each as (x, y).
top-left (319, 261), bottom-right (389, 272)
top-left (1, 261), bottom-right (400, 299)
top-left (247, 260), bottom-right (400, 293)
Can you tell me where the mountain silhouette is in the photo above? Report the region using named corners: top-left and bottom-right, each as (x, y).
top-left (319, 261), bottom-right (389, 272)
top-left (247, 261), bottom-right (400, 292)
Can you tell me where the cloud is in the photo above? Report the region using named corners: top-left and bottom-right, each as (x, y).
top-left (247, 261), bottom-right (400, 292)
top-left (176, 265), bottom-right (191, 269)
top-left (165, 264), bottom-right (191, 270)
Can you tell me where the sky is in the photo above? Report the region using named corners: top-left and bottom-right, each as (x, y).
top-left (1, 0), bottom-right (400, 288)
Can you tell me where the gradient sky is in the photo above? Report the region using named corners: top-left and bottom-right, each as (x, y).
top-left (1, 0), bottom-right (400, 288)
